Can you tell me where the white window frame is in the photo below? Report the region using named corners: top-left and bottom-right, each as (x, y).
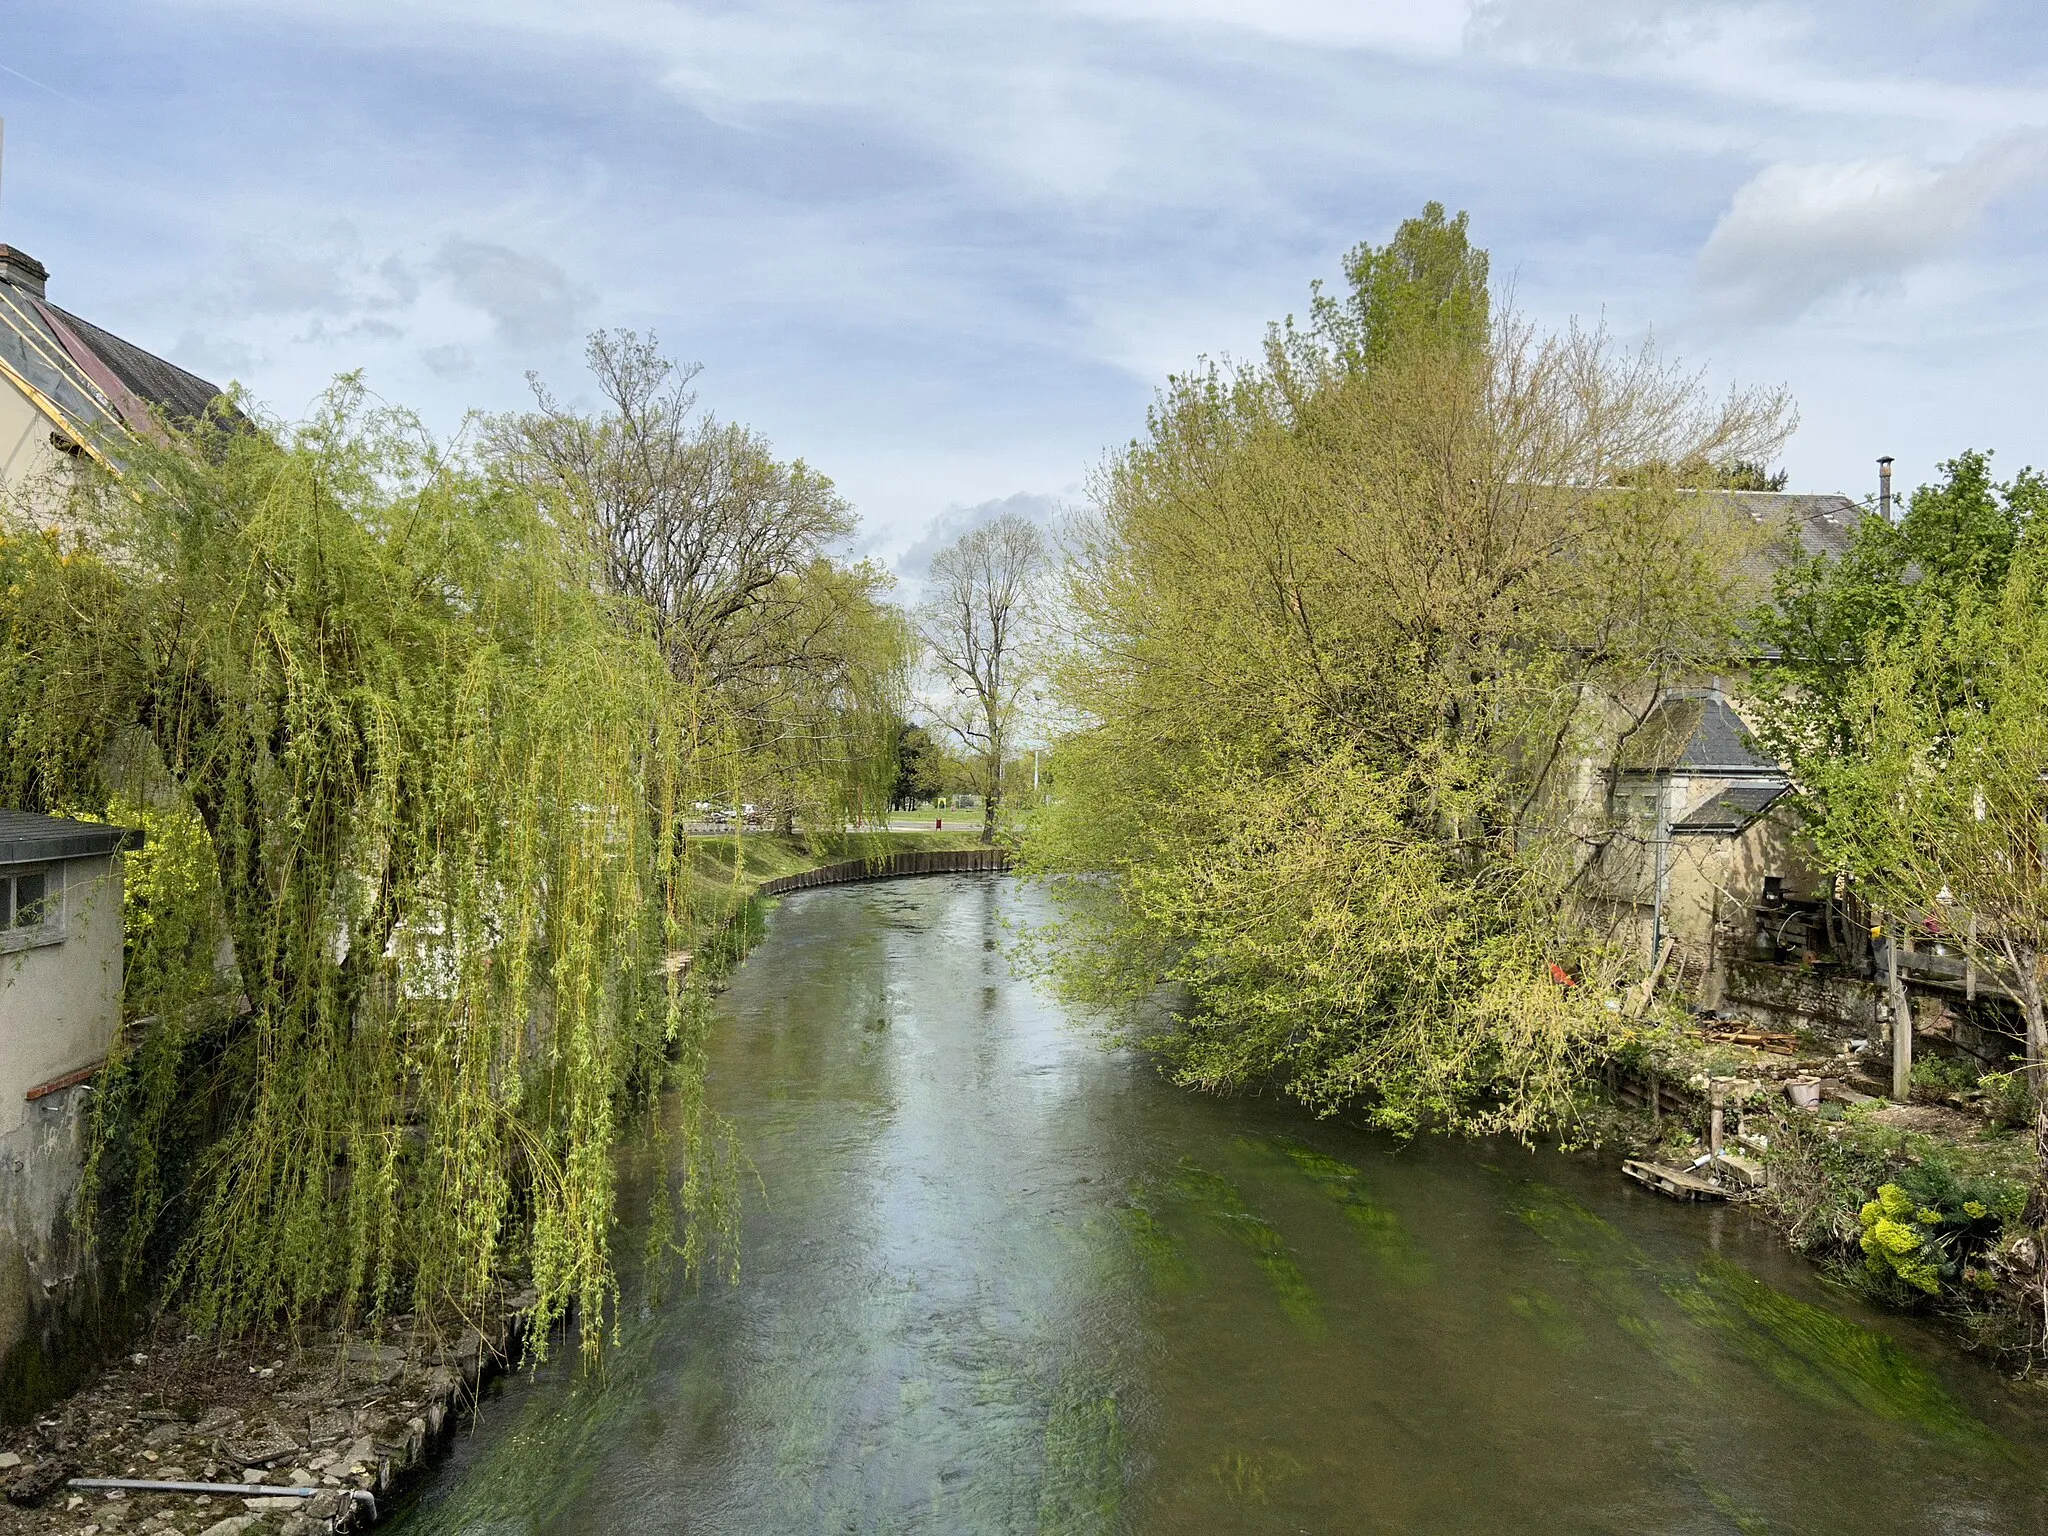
top-left (0, 861), bottom-right (66, 952)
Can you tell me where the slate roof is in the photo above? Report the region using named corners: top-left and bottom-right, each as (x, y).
top-left (0, 809), bottom-right (143, 864)
top-left (0, 243), bottom-right (231, 467)
top-left (1617, 695), bottom-right (1780, 775)
top-left (1702, 490), bottom-right (1865, 563)
top-left (1671, 783), bottom-right (1788, 836)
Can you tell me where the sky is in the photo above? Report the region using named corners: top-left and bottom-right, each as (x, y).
top-left (3, 0), bottom-right (2046, 569)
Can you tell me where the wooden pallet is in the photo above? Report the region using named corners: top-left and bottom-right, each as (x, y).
top-left (1622, 1158), bottom-right (1728, 1201)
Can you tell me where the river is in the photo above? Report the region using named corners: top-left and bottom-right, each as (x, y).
top-left (388, 874), bottom-right (2048, 1533)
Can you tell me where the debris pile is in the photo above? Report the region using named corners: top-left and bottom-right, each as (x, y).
top-left (2, 1291), bottom-right (537, 1536)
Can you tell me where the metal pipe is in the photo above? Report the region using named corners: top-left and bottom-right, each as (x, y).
top-left (1878, 455), bottom-right (1895, 523)
top-left (68, 1479), bottom-right (376, 1520)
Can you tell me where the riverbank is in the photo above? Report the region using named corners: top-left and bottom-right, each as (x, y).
top-left (0, 1299), bottom-right (532, 1536)
top-left (1598, 1022), bottom-right (2044, 1362)
top-left (1, 829), bottom-right (990, 1530)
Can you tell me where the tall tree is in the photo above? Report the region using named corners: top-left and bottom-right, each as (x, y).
top-left (1028, 205), bottom-right (1792, 1135)
top-left (1751, 454), bottom-right (2048, 1226)
top-left (917, 515), bottom-right (1047, 844)
top-left (491, 331), bottom-right (909, 832)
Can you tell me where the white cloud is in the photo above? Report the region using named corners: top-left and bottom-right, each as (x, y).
top-left (429, 238), bottom-right (586, 350)
top-left (1697, 132), bottom-right (2048, 320)
top-left (890, 491), bottom-right (1065, 582)
top-left (1464, 0), bottom-right (1759, 66)
top-left (1080, 0), bottom-right (1463, 52)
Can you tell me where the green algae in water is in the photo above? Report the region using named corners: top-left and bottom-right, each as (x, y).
top-left (1510, 1178), bottom-right (2003, 1458)
top-left (1506, 1285), bottom-right (1585, 1353)
top-left (1503, 1180), bottom-right (1713, 1386)
top-left (1036, 1384), bottom-right (1125, 1534)
top-left (1210, 1447), bottom-right (1307, 1506)
top-left (1672, 1256), bottom-right (2004, 1457)
top-left (1263, 1137), bottom-right (1430, 1283)
top-left (1169, 1159), bottom-right (1322, 1330)
top-left (1115, 1186), bottom-right (1197, 1293)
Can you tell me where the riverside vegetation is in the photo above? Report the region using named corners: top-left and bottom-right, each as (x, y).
top-left (7, 196), bottom-right (2048, 1425)
top-left (0, 340), bottom-right (917, 1371)
top-left (1021, 204), bottom-right (2048, 1359)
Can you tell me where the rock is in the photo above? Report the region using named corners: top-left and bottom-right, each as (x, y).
top-left (0, 1452), bottom-right (18, 1469)
top-left (303, 1490), bottom-right (347, 1522)
top-left (227, 1423), bottom-right (302, 1468)
top-left (193, 1409), bottom-right (241, 1437)
top-left (242, 1495), bottom-right (304, 1512)
top-left (305, 1410), bottom-right (350, 1447)
top-left (5, 1457), bottom-right (72, 1506)
top-left (198, 1517), bottom-right (260, 1536)
top-left (339, 1437), bottom-right (375, 1474)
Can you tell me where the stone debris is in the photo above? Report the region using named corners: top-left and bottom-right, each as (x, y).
top-left (0, 1287), bottom-right (541, 1536)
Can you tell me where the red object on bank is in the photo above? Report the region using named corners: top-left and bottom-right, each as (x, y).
top-left (1548, 962), bottom-right (1577, 987)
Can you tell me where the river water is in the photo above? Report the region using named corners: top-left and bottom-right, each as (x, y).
top-left (390, 875), bottom-right (2048, 1534)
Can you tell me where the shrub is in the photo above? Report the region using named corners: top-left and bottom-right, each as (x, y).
top-left (1856, 1162), bottom-right (2024, 1298)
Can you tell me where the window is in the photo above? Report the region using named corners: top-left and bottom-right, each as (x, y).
top-left (0, 864), bottom-right (60, 945)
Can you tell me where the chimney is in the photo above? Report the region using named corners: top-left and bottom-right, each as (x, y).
top-left (1878, 456), bottom-right (1894, 524)
top-left (0, 245), bottom-right (47, 299)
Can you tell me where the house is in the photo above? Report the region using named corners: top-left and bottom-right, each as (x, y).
top-left (1, 810), bottom-right (140, 1406)
top-left (0, 236), bottom-right (206, 1406)
top-left (0, 242), bottom-right (230, 499)
top-left (1583, 490), bottom-right (1866, 1000)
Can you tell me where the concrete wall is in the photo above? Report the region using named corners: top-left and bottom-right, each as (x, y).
top-left (0, 852), bottom-right (123, 1409)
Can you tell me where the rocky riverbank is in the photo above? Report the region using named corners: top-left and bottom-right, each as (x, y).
top-left (0, 1292), bottom-right (537, 1536)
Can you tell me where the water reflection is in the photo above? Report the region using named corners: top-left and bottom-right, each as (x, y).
top-left (391, 876), bottom-right (2048, 1535)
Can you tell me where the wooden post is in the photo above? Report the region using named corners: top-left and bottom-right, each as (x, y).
top-left (1708, 1080), bottom-right (1725, 1165)
top-left (1966, 913), bottom-right (1978, 1002)
top-left (1886, 929), bottom-right (1912, 1101)
top-left (1631, 937), bottom-right (1677, 1017)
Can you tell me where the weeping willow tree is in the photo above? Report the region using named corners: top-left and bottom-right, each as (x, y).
top-left (1026, 204), bottom-right (1794, 1136)
top-left (0, 381), bottom-right (734, 1349)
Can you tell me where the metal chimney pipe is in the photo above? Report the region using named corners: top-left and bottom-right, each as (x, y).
top-left (1878, 456), bottom-right (1894, 524)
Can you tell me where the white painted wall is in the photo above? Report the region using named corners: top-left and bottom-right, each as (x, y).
top-left (0, 853), bottom-right (122, 1140)
top-left (0, 370), bottom-right (61, 497)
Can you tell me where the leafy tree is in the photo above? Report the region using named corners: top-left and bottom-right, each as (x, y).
top-left (890, 721), bottom-right (948, 809)
top-left (1026, 205), bottom-right (1792, 1136)
top-left (490, 331), bottom-right (910, 835)
top-left (1753, 455), bottom-right (2048, 1241)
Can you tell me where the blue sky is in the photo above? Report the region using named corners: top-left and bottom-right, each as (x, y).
top-left (4, 1), bottom-right (2046, 564)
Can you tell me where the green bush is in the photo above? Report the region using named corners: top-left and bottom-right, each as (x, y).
top-left (1910, 1054), bottom-right (1979, 1099)
top-left (1979, 1069), bottom-right (2034, 1130)
top-left (1857, 1161), bottom-right (2024, 1297)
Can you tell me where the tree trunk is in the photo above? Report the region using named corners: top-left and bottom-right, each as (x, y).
top-left (981, 768), bottom-right (999, 846)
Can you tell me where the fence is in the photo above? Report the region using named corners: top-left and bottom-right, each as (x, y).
top-left (756, 847), bottom-right (1013, 895)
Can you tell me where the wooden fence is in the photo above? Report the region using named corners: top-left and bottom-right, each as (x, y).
top-left (756, 847), bottom-right (1013, 895)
